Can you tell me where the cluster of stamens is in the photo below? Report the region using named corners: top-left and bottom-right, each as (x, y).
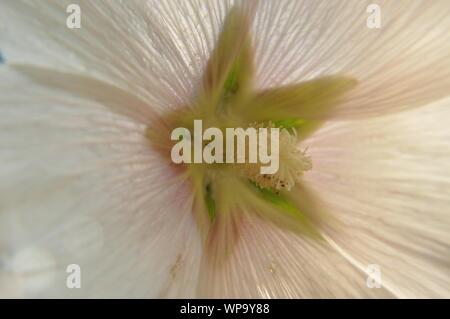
top-left (239, 122), bottom-right (312, 192)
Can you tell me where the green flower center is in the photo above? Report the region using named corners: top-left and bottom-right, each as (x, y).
top-left (146, 7), bottom-right (357, 251)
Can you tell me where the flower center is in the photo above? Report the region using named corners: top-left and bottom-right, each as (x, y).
top-left (145, 6), bottom-right (356, 247)
top-left (167, 115), bottom-right (312, 192)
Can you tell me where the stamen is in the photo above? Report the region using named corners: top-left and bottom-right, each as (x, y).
top-left (240, 122), bottom-right (312, 191)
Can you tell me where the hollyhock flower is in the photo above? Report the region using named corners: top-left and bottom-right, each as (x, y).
top-left (0, 0), bottom-right (449, 298)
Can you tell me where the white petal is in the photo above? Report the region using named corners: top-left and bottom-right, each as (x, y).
top-left (0, 0), bottom-right (217, 110)
top-left (302, 97), bottom-right (450, 297)
top-left (252, 0), bottom-right (450, 117)
top-left (4, 1), bottom-right (448, 117)
top-left (0, 66), bottom-right (201, 297)
top-left (198, 209), bottom-right (395, 298)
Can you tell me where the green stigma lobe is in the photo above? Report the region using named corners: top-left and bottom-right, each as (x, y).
top-left (243, 76), bottom-right (358, 122)
top-left (250, 182), bottom-right (298, 214)
top-left (249, 182), bottom-right (320, 238)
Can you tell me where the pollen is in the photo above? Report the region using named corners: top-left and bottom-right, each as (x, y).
top-left (240, 122), bottom-right (312, 192)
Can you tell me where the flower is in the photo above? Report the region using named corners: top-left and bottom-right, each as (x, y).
top-left (0, 0), bottom-right (449, 298)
